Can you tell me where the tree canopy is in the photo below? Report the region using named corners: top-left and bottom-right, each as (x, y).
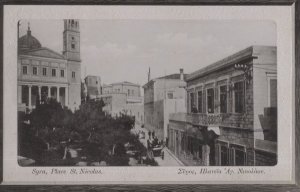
top-left (22, 98), bottom-right (138, 166)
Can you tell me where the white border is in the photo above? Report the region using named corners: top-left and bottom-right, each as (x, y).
top-left (3, 5), bottom-right (294, 184)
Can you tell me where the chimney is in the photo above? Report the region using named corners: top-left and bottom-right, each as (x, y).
top-left (180, 68), bottom-right (184, 80)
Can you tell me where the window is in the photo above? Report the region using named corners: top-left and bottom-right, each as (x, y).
top-left (269, 79), bottom-right (277, 107)
top-left (71, 42), bottom-right (75, 49)
top-left (220, 146), bottom-right (228, 166)
top-left (207, 88), bottom-right (214, 113)
top-left (187, 136), bottom-right (194, 154)
top-left (60, 70), bottom-right (64, 77)
top-left (71, 36), bottom-right (74, 40)
top-left (33, 67), bottom-right (38, 75)
top-left (128, 90), bottom-right (130, 96)
top-left (234, 81), bottom-right (245, 113)
top-left (42, 68), bottom-right (47, 76)
top-left (72, 71), bottom-right (75, 78)
top-left (197, 91), bottom-right (203, 113)
top-left (190, 92), bottom-right (195, 113)
top-left (167, 92), bottom-right (173, 99)
top-left (198, 145), bottom-right (203, 159)
top-left (220, 85), bottom-right (227, 113)
top-left (52, 69), bottom-right (56, 77)
top-left (22, 66), bottom-right (27, 75)
top-left (235, 149), bottom-right (246, 166)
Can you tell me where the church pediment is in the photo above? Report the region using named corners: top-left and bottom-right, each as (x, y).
top-left (21, 47), bottom-right (65, 60)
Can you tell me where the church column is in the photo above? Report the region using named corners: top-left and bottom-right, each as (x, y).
top-left (28, 85), bottom-right (32, 109)
top-left (18, 85), bottom-right (22, 104)
top-left (65, 87), bottom-right (69, 107)
top-left (48, 86), bottom-right (51, 98)
top-left (57, 86), bottom-right (60, 102)
top-left (38, 86), bottom-right (41, 102)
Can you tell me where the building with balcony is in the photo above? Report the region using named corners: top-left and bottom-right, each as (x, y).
top-left (168, 46), bottom-right (277, 166)
top-left (143, 69), bottom-right (187, 142)
top-left (97, 81), bottom-right (144, 126)
top-left (84, 75), bottom-right (101, 99)
top-left (18, 20), bottom-right (81, 112)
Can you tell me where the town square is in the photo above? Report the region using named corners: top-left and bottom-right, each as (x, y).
top-left (17, 19), bottom-right (277, 167)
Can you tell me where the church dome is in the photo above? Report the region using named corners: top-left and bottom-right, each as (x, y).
top-left (18, 26), bottom-right (41, 51)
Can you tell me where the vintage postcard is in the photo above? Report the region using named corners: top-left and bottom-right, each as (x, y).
top-left (2, 5), bottom-right (294, 184)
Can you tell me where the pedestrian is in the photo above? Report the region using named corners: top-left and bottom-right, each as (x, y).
top-left (147, 139), bottom-right (151, 149)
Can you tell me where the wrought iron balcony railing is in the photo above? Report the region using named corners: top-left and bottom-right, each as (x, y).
top-left (169, 112), bottom-right (247, 128)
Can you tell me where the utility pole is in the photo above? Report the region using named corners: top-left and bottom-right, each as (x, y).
top-left (17, 20), bottom-right (21, 56)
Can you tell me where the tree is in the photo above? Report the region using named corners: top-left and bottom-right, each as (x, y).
top-left (21, 97), bottom-right (146, 166)
top-left (30, 98), bottom-right (73, 144)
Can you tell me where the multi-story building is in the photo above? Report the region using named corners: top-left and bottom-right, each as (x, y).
top-left (168, 46), bottom-right (277, 166)
top-left (18, 20), bottom-right (81, 112)
top-left (143, 69), bottom-right (187, 142)
top-left (98, 81), bottom-right (144, 126)
top-left (84, 75), bottom-right (101, 99)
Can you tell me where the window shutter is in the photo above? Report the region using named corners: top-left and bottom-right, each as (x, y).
top-left (229, 148), bottom-right (235, 166)
top-left (215, 87), bottom-right (219, 113)
top-left (187, 93), bottom-right (190, 113)
top-left (244, 149), bottom-right (247, 165)
top-left (215, 144), bottom-right (220, 166)
top-left (203, 90), bottom-right (206, 113)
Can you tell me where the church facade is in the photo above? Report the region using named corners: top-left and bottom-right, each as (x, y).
top-left (17, 20), bottom-right (81, 112)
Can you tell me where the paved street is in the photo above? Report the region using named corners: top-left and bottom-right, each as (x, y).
top-left (154, 147), bottom-right (184, 166)
top-left (132, 125), bottom-right (184, 166)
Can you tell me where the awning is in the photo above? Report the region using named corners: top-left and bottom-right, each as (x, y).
top-left (207, 126), bottom-right (220, 135)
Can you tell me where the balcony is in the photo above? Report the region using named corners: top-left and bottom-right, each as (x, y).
top-left (169, 112), bottom-right (248, 128)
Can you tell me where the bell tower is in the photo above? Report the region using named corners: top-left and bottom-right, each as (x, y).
top-left (63, 19), bottom-right (81, 111)
top-left (63, 19), bottom-right (80, 61)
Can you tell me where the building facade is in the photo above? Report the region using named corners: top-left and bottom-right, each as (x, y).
top-left (168, 46), bottom-right (277, 166)
top-left (18, 20), bottom-right (81, 112)
top-left (143, 69), bottom-right (187, 142)
top-left (84, 75), bottom-right (101, 99)
top-left (98, 81), bottom-right (144, 126)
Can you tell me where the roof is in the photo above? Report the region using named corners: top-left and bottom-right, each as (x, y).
top-left (111, 81), bottom-right (140, 87)
top-left (85, 75), bottom-right (101, 79)
top-left (20, 47), bottom-right (66, 60)
top-left (143, 73), bottom-right (187, 88)
top-left (186, 45), bottom-right (276, 81)
top-left (18, 28), bottom-right (41, 51)
top-left (18, 26), bottom-right (66, 60)
top-left (157, 73), bottom-right (188, 80)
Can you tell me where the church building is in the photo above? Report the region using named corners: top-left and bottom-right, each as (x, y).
top-left (17, 20), bottom-right (81, 112)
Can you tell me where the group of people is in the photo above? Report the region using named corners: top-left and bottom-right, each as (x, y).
top-left (146, 131), bottom-right (163, 149)
top-left (145, 131), bottom-right (165, 160)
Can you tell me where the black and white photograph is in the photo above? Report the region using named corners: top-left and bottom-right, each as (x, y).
top-left (17, 19), bottom-right (278, 167)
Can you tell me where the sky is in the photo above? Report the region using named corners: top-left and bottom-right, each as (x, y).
top-left (19, 19), bottom-right (276, 86)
